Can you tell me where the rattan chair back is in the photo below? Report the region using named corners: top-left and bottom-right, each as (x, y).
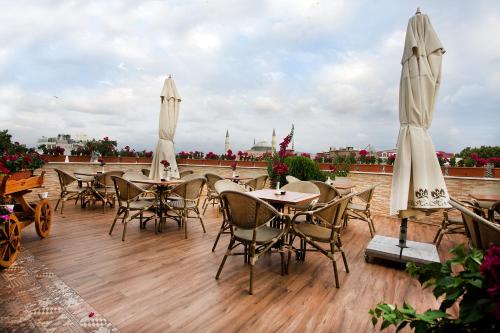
top-left (173, 177), bottom-right (206, 201)
top-left (181, 173), bottom-right (203, 182)
top-left (214, 179), bottom-right (247, 194)
top-left (96, 171), bottom-right (124, 187)
top-left (356, 185), bottom-right (377, 203)
top-left (282, 181), bottom-right (320, 195)
top-left (315, 193), bottom-right (354, 229)
top-left (54, 168), bottom-right (78, 188)
top-left (205, 173), bottom-right (224, 192)
top-left (311, 181), bottom-right (340, 204)
top-left (220, 191), bottom-right (280, 230)
top-left (179, 170), bottom-right (194, 178)
top-left (112, 176), bottom-right (146, 203)
top-left (450, 197), bottom-right (500, 250)
top-left (286, 175), bottom-right (300, 183)
top-left (245, 175), bottom-right (268, 190)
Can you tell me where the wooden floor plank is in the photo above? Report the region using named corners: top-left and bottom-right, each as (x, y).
top-left (18, 199), bottom-right (464, 332)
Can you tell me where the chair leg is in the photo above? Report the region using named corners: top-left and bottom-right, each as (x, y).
top-left (216, 238), bottom-right (234, 280)
top-left (194, 207), bottom-right (206, 233)
top-left (110, 207), bottom-right (123, 235)
top-left (55, 198), bottom-right (61, 212)
top-left (184, 211), bottom-right (188, 239)
top-left (60, 199), bottom-right (66, 214)
top-left (212, 220), bottom-right (226, 252)
top-left (331, 242), bottom-right (340, 288)
top-left (249, 261), bottom-right (254, 295)
top-left (202, 197), bottom-right (208, 214)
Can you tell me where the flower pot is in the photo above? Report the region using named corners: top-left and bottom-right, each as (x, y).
top-left (1, 169), bottom-right (34, 181)
top-left (220, 160), bottom-right (236, 167)
top-left (176, 158), bottom-right (188, 165)
top-left (69, 155), bottom-right (91, 162)
top-left (358, 164), bottom-right (382, 173)
top-left (203, 159), bottom-right (220, 166)
top-left (384, 165), bottom-right (394, 173)
top-left (237, 161), bottom-right (254, 167)
top-left (494, 168), bottom-right (500, 178)
top-left (120, 157), bottom-right (137, 163)
top-left (137, 157), bottom-right (153, 164)
top-left (447, 167), bottom-right (485, 178)
top-left (42, 155), bottom-right (65, 163)
top-left (102, 156), bottom-right (120, 163)
top-left (319, 163), bottom-right (331, 171)
top-left (253, 161), bottom-right (268, 168)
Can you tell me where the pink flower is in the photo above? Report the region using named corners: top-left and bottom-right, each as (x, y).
top-left (230, 161), bottom-right (237, 171)
top-left (88, 312), bottom-right (95, 318)
top-left (359, 149), bottom-right (368, 157)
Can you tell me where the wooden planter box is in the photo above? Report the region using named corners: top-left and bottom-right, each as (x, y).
top-left (0, 169), bottom-right (34, 181)
top-left (237, 161), bottom-right (254, 167)
top-left (220, 160), bottom-right (237, 167)
top-left (42, 155), bottom-right (66, 163)
top-left (357, 164), bottom-right (383, 173)
top-left (384, 165), bottom-right (394, 173)
top-left (494, 168), bottom-right (500, 178)
top-left (68, 155), bottom-right (91, 162)
top-left (319, 163), bottom-right (331, 171)
top-left (102, 156), bottom-right (120, 163)
top-left (137, 157), bottom-right (153, 164)
top-left (120, 157), bottom-right (137, 163)
top-left (447, 167), bottom-right (485, 178)
top-left (203, 159), bottom-right (220, 166)
top-left (253, 161), bottom-right (268, 168)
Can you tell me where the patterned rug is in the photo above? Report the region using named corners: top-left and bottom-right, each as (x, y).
top-left (0, 249), bottom-right (119, 333)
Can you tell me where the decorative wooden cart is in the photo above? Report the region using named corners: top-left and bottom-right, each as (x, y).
top-left (0, 171), bottom-right (53, 268)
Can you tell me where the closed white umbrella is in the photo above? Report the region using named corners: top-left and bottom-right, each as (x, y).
top-left (150, 75), bottom-right (181, 180)
top-left (390, 8), bottom-right (450, 217)
top-left (366, 9), bottom-right (449, 264)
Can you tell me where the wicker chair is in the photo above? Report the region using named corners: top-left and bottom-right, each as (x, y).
top-left (281, 181), bottom-right (320, 213)
top-left (212, 180), bottom-right (248, 252)
top-left (332, 176), bottom-right (352, 196)
top-left (181, 173), bottom-right (203, 182)
top-left (491, 201), bottom-right (500, 224)
top-left (432, 208), bottom-right (467, 248)
top-left (54, 168), bottom-right (85, 213)
top-left (310, 181), bottom-right (341, 208)
top-left (286, 175), bottom-right (300, 183)
top-left (450, 197), bottom-right (500, 250)
top-left (94, 171), bottom-right (124, 210)
top-left (343, 185), bottom-right (377, 237)
top-left (244, 175), bottom-right (268, 191)
top-left (166, 176), bottom-right (206, 238)
top-left (289, 193), bottom-right (355, 288)
top-left (202, 173), bottom-right (224, 215)
top-left (179, 170), bottom-right (194, 178)
top-left (141, 168), bottom-right (150, 177)
top-left (216, 190), bottom-right (290, 294)
top-left (470, 186), bottom-right (500, 217)
top-left (109, 176), bottom-right (158, 241)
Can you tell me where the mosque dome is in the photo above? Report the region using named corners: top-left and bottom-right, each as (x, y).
top-left (250, 141), bottom-right (272, 151)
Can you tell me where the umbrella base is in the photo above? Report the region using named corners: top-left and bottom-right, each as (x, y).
top-left (365, 235), bottom-right (440, 265)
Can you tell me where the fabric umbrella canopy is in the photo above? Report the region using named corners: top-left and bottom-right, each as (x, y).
top-left (390, 9), bottom-right (450, 218)
top-left (150, 75), bottom-right (181, 180)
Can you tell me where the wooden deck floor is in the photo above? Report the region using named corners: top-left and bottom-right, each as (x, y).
top-left (19, 200), bottom-right (464, 332)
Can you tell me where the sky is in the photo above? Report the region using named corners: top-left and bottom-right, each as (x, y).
top-left (1, 0), bottom-right (499, 154)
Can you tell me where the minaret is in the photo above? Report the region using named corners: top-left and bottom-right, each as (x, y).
top-left (271, 128), bottom-right (277, 151)
top-left (224, 130), bottom-right (230, 153)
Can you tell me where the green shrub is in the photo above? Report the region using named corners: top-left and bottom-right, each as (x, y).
top-left (284, 156), bottom-right (326, 182)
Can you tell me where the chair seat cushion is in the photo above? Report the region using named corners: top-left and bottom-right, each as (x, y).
top-left (167, 199), bottom-right (197, 209)
top-left (347, 202), bottom-right (367, 211)
top-left (127, 200), bottom-right (155, 210)
top-left (234, 226), bottom-right (283, 244)
top-left (294, 222), bottom-right (331, 242)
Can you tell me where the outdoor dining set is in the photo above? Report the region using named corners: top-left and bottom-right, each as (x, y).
top-left (52, 167), bottom-right (382, 293)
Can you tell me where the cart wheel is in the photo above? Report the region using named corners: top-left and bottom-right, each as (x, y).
top-left (35, 199), bottom-right (53, 238)
top-left (0, 215), bottom-right (22, 269)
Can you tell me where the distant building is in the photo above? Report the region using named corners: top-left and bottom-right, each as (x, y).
top-left (37, 134), bottom-right (89, 155)
top-left (245, 129), bottom-right (278, 157)
top-left (224, 130), bottom-right (230, 153)
top-left (377, 149), bottom-right (397, 159)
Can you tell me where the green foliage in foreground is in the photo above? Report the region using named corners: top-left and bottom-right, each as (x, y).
top-left (284, 156), bottom-right (327, 182)
top-left (369, 245), bottom-right (498, 333)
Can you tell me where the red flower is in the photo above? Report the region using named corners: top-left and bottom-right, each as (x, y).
top-left (273, 162), bottom-right (288, 176)
top-left (329, 164), bottom-right (336, 172)
top-left (230, 161), bottom-right (237, 171)
top-left (103, 137), bottom-right (109, 141)
top-left (88, 312), bottom-right (95, 318)
top-left (359, 149), bottom-right (368, 157)
top-left (480, 245), bottom-right (500, 319)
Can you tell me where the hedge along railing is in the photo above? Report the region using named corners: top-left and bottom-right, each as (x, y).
top-left (43, 156), bottom-right (500, 178)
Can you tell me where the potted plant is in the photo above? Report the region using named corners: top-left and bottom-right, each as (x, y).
top-left (119, 146), bottom-right (137, 163)
top-left (268, 126), bottom-right (294, 188)
top-left (137, 150), bottom-right (153, 163)
top-left (220, 149), bottom-right (237, 166)
top-left (0, 130), bottom-right (45, 181)
top-left (370, 244), bottom-right (500, 332)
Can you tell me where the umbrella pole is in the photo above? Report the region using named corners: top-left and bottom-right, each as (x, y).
top-left (398, 218), bottom-right (408, 258)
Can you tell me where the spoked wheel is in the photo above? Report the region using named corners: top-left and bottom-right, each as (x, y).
top-left (0, 214), bottom-right (22, 269)
top-left (35, 199), bottom-right (53, 238)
